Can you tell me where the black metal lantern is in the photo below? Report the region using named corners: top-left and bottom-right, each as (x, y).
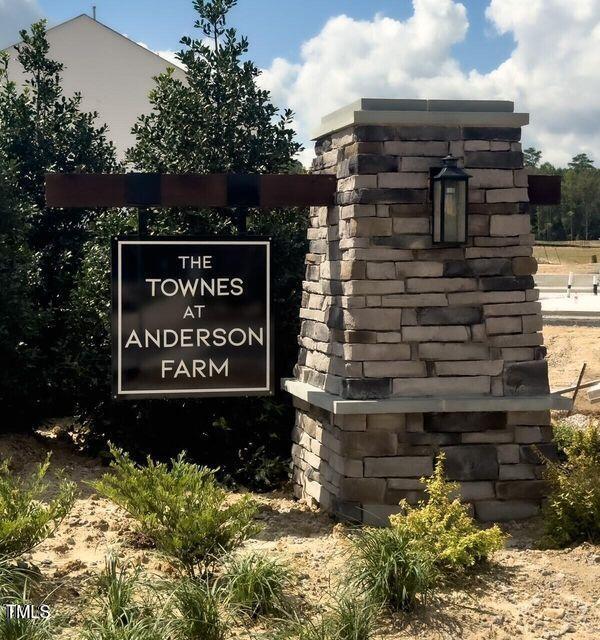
top-left (432, 155), bottom-right (469, 244)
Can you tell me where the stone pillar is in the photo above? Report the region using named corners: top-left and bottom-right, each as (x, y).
top-left (285, 99), bottom-right (567, 524)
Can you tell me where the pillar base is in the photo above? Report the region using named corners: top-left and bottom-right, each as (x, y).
top-left (286, 379), bottom-right (565, 524)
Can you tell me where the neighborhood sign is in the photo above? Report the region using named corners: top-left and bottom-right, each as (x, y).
top-left (112, 238), bottom-right (271, 399)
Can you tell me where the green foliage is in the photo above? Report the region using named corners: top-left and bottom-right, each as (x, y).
top-left (0, 20), bottom-right (118, 419)
top-left (0, 147), bottom-right (42, 426)
top-left (348, 527), bottom-right (434, 611)
top-left (278, 593), bottom-right (378, 640)
top-left (0, 601), bottom-right (55, 640)
top-left (530, 150), bottom-right (600, 242)
top-left (542, 424), bottom-right (600, 548)
top-left (524, 147), bottom-right (542, 168)
top-left (128, 0), bottom-right (301, 172)
top-left (92, 446), bottom-right (259, 576)
top-left (169, 577), bottom-right (226, 640)
top-left (389, 455), bottom-right (506, 572)
top-left (83, 554), bottom-right (168, 640)
top-left (0, 454), bottom-right (76, 559)
top-left (222, 551), bottom-right (290, 617)
top-left (70, 0), bottom-right (306, 488)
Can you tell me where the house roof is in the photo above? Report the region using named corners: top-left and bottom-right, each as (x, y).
top-left (3, 13), bottom-right (185, 72)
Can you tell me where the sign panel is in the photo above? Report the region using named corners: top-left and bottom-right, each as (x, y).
top-left (112, 238), bottom-right (271, 399)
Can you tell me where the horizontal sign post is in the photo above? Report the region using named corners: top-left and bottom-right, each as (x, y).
top-left (527, 174), bottom-right (561, 206)
top-left (46, 173), bottom-right (337, 208)
top-left (112, 237), bottom-right (272, 399)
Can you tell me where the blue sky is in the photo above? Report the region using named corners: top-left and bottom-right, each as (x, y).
top-left (33, 0), bottom-right (514, 73)
top-left (2, 0), bottom-right (600, 166)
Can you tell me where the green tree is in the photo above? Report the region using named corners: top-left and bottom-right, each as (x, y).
top-left (128, 0), bottom-right (300, 173)
top-left (568, 153), bottom-right (595, 171)
top-left (0, 147), bottom-right (42, 426)
top-left (69, 0), bottom-right (305, 488)
top-left (0, 21), bottom-right (119, 417)
top-left (524, 147), bottom-right (542, 168)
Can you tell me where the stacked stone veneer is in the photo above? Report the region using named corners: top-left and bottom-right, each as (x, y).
top-left (290, 100), bottom-right (557, 523)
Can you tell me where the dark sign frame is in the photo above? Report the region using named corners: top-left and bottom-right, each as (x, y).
top-left (111, 236), bottom-right (273, 400)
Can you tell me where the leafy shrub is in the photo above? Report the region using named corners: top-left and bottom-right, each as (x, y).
top-left (349, 527), bottom-right (434, 611)
top-left (389, 455), bottom-right (505, 573)
top-left (65, 0), bottom-right (305, 491)
top-left (542, 423), bottom-right (600, 548)
top-left (92, 446), bottom-right (259, 576)
top-left (0, 454), bottom-right (76, 559)
top-left (170, 577), bottom-right (225, 640)
top-left (222, 551), bottom-right (290, 617)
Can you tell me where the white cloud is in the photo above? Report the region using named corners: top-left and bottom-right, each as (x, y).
top-left (259, 0), bottom-right (600, 167)
top-left (0, 0), bottom-right (42, 48)
top-left (136, 40), bottom-right (185, 69)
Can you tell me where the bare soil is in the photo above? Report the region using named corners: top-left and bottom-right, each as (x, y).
top-left (0, 431), bottom-right (599, 639)
top-left (545, 325), bottom-right (600, 413)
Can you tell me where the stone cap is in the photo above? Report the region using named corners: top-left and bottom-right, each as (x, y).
top-left (313, 98), bottom-right (529, 139)
top-left (283, 379), bottom-right (571, 415)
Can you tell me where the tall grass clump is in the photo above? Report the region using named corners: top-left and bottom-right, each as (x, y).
top-left (349, 527), bottom-right (433, 611)
top-left (169, 577), bottom-right (226, 640)
top-left (0, 603), bottom-right (55, 640)
top-left (222, 551), bottom-right (291, 618)
top-left (83, 553), bottom-right (168, 640)
top-left (0, 454), bottom-right (76, 559)
top-left (278, 593), bottom-right (378, 640)
top-left (542, 423), bottom-right (600, 547)
top-left (389, 454), bottom-right (505, 573)
top-left (92, 446), bottom-right (259, 576)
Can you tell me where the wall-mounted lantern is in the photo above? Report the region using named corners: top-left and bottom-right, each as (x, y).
top-left (432, 155), bottom-right (470, 244)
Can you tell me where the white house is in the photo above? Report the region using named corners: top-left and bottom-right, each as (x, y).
top-left (3, 13), bottom-right (187, 159)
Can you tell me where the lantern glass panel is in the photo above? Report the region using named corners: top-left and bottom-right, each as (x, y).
top-left (433, 180), bottom-right (442, 242)
top-left (443, 180), bottom-right (466, 243)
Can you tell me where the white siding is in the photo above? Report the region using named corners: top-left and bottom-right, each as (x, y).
top-left (4, 14), bottom-right (186, 159)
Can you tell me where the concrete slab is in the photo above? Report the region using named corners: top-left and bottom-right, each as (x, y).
top-left (313, 108), bottom-right (529, 139)
top-left (282, 378), bottom-right (571, 414)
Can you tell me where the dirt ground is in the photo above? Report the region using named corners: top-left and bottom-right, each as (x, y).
top-left (0, 431), bottom-right (599, 640)
top-left (544, 325), bottom-right (600, 412)
top-left (2, 324), bottom-right (600, 639)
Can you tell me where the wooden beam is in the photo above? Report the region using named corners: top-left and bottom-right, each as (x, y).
top-left (45, 173), bottom-right (337, 208)
top-left (528, 174), bottom-right (561, 205)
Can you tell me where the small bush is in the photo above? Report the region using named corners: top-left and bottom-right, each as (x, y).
top-left (92, 446), bottom-right (259, 576)
top-left (222, 551), bottom-right (290, 618)
top-left (0, 454), bottom-right (76, 559)
top-left (349, 527), bottom-right (434, 611)
top-left (542, 424), bottom-right (600, 548)
top-left (389, 455), bottom-right (505, 573)
top-left (170, 577), bottom-right (225, 640)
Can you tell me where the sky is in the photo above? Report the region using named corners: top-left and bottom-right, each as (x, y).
top-left (1, 0), bottom-right (600, 167)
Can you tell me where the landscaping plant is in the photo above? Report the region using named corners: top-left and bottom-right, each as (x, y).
top-left (278, 592), bottom-right (378, 640)
top-left (222, 551), bottom-right (291, 618)
top-left (389, 454), bottom-right (506, 573)
top-left (170, 577), bottom-right (226, 640)
top-left (92, 446), bottom-right (259, 576)
top-left (0, 454), bottom-right (76, 559)
top-left (349, 526), bottom-right (434, 612)
top-left (542, 423), bottom-right (600, 547)
top-left (83, 554), bottom-right (168, 640)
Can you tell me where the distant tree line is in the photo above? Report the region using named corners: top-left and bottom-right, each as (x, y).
top-left (525, 148), bottom-right (600, 242)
